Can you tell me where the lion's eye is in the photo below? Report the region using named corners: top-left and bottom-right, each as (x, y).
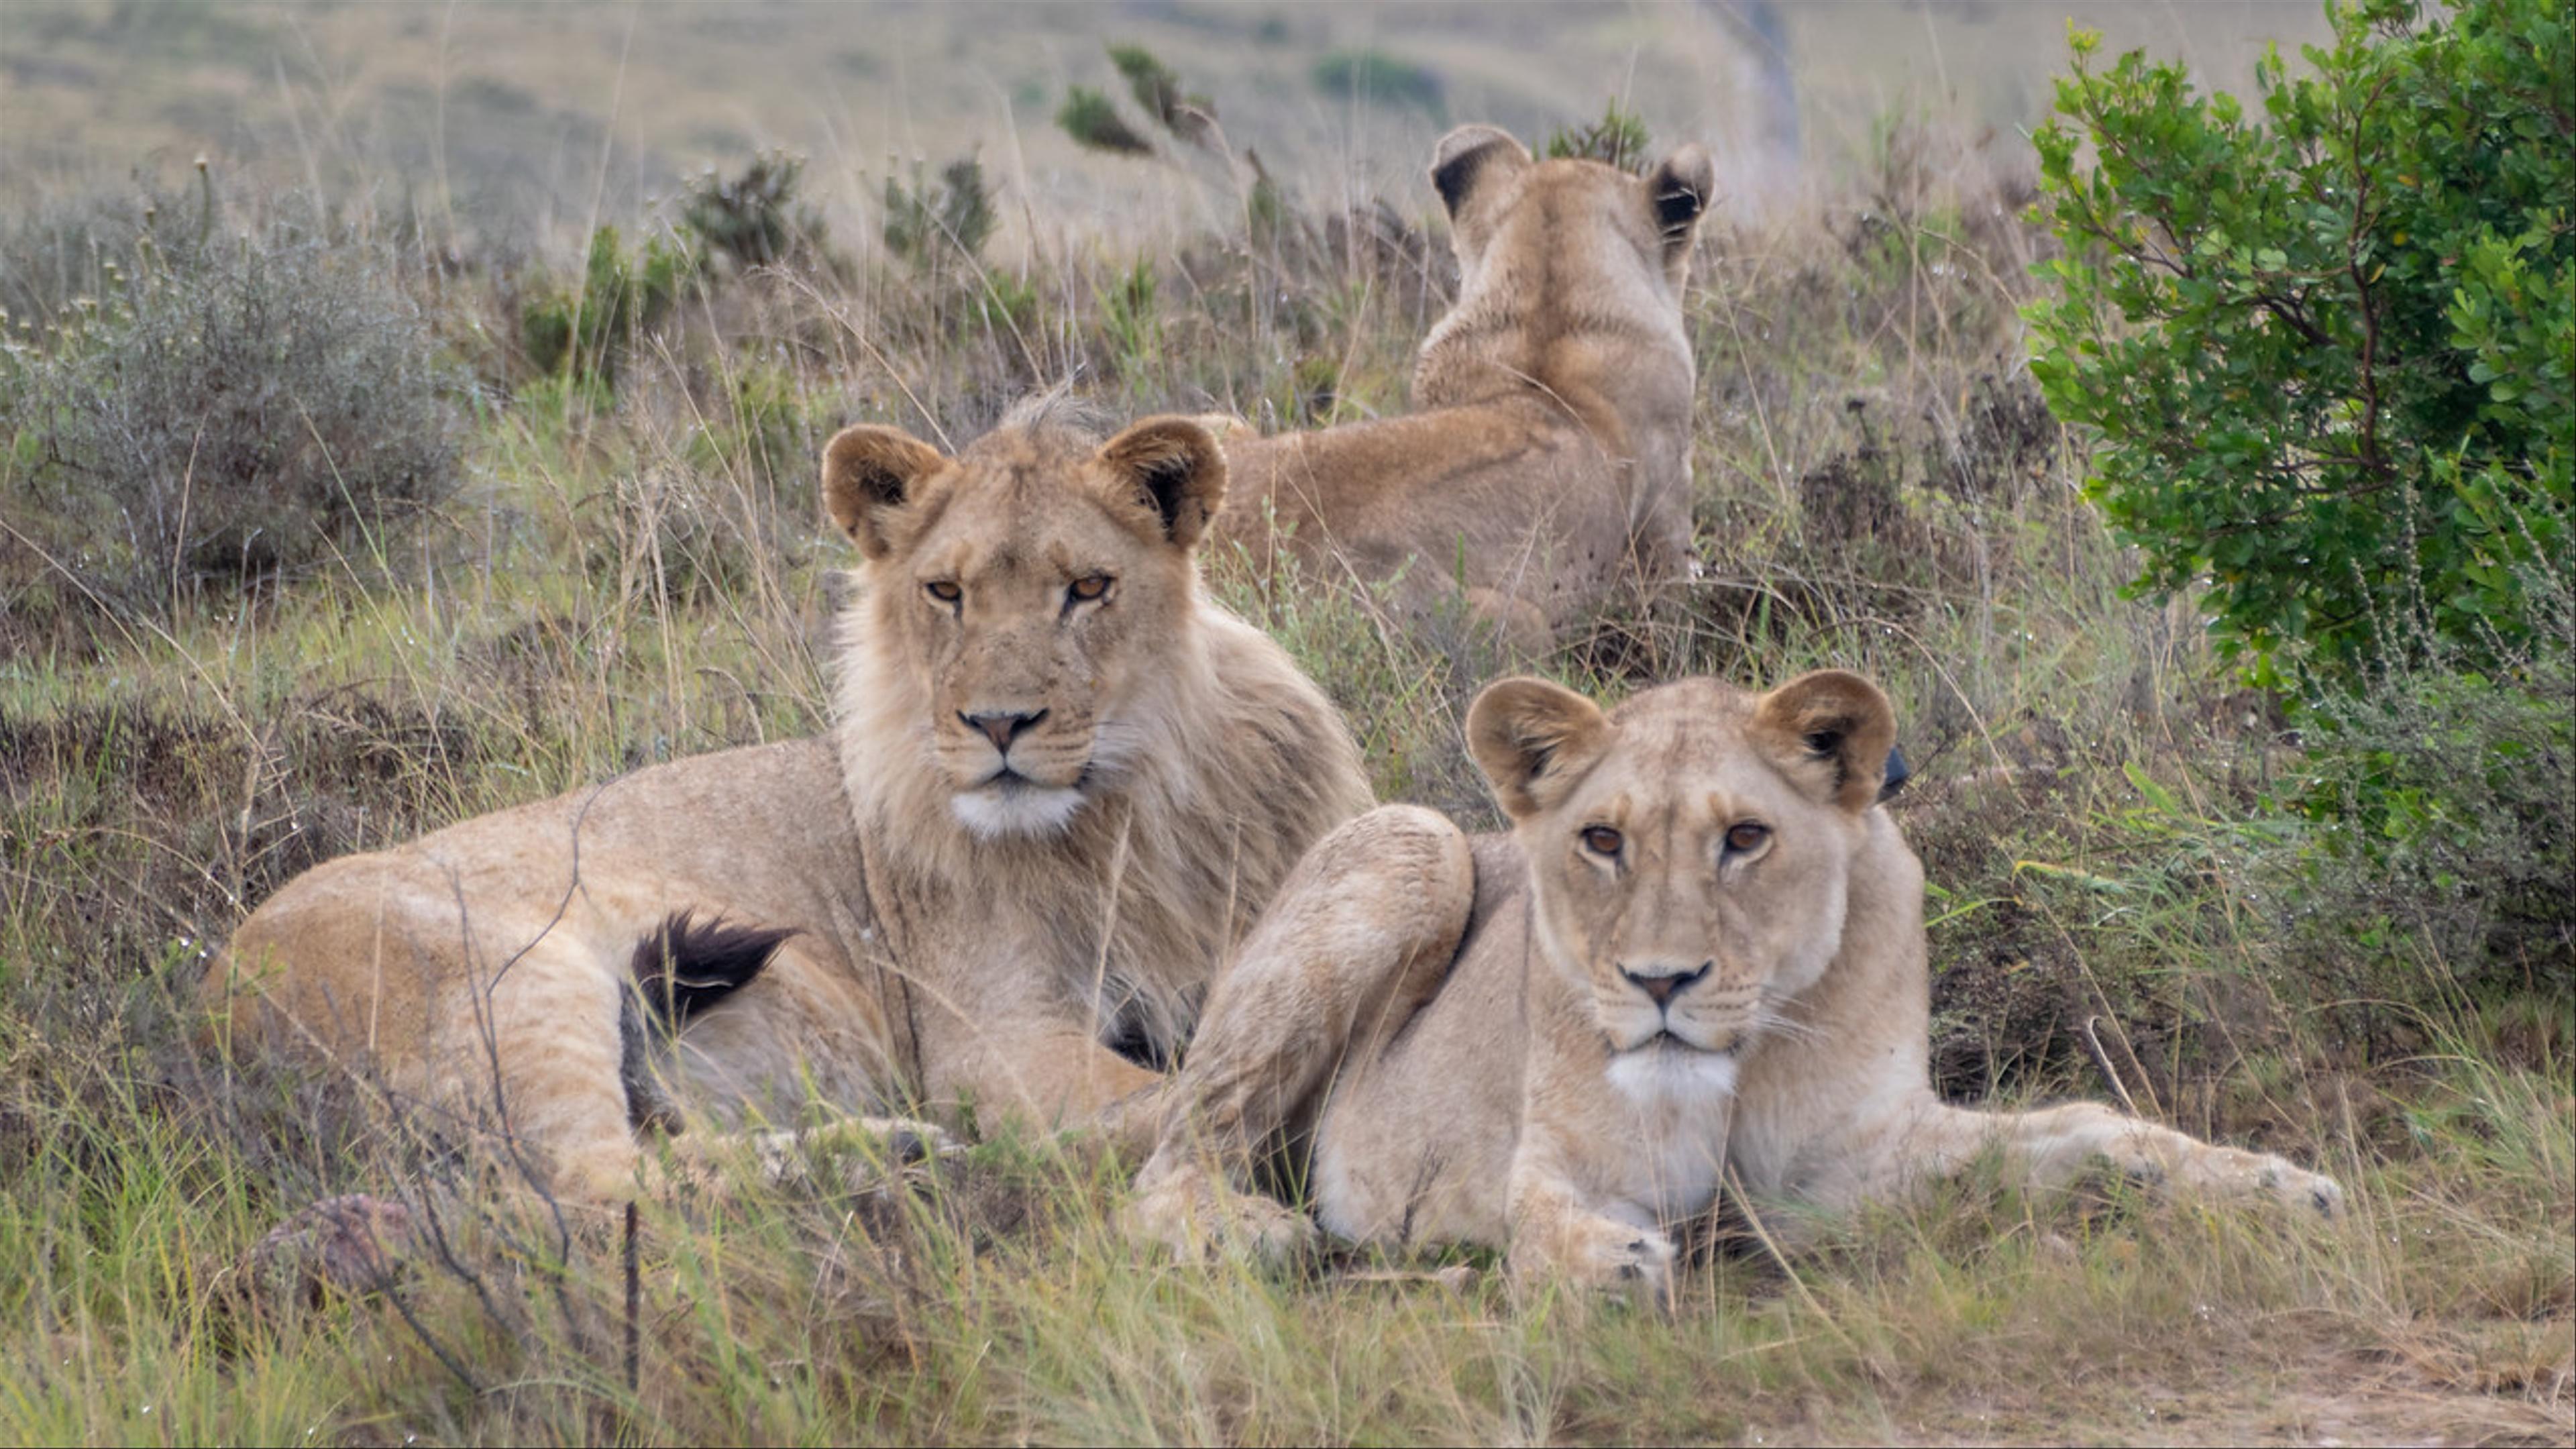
top-left (1580, 825), bottom-right (1624, 857)
top-left (1068, 574), bottom-right (1112, 604)
top-left (1725, 822), bottom-right (1770, 855)
top-left (924, 580), bottom-right (962, 606)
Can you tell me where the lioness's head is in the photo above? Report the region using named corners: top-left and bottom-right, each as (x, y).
top-left (1427, 123), bottom-right (1715, 317)
top-left (822, 400), bottom-right (1226, 839)
top-left (1467, 672), bottom-right (1898, 1099)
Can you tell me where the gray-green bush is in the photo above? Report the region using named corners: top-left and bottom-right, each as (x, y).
top-left (4, 207), bottom-right (460, 612)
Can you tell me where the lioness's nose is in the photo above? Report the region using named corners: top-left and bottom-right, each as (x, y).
top-left (1621, 960), bottom-right (1711, 1008)
top-left (963, 709), bottom-right (1046, 752)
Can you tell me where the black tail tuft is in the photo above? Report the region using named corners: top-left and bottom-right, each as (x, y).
top-left (1878, 743), bottom-right (1913, 804)
top-left (629, 910), bottom-right (797, 1032)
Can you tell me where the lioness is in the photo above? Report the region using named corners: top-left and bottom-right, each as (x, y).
top-left (1128, 671), bottom-right (2343, 1291)
top-left (204, 400), bottom-right (1372, 1200)
top-left (1211, 125), bottom-right (1713, 646)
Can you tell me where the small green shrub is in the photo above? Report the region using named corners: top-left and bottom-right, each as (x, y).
top-left (1108, 44), bottom-right (1214, 139)
top-left (2286, 560), bottom-right (2575, 998)
top-left (1544, 99), bottom-right (1652, 172)
top-left (1056, 85), bottom-right (1156, 157)
top-left (5, 212), bottom-right (459, 610)
top-left (519, 223), bottom-right (687, 392)
top-left (2028, 0), bottom-right (2573, 689)
top-left (881, 156), bottom-right (996, 270)
top-left (1096, 258), bottom-right (1161, 380)
top-left (677, 151), bottom-right (829, 272)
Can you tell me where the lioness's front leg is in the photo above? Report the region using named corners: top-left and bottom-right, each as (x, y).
top-left (1505, 1159), bottom-right (1676, 1301)
top-left (1128, 806), bottom-right (1474, 1260)
top-left (1867, 1099), bottom-right (2345, 1220)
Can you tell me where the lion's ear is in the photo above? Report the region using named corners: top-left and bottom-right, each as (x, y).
top-left (1467, 677), bottom-right (1614, 822)
top-left (1430, 125), bottom-right (1532, 219)
top-left (821, 424), bottom-right (950, 561)
top-left (1645, 145), bottom-right (1715, 270)
top-left (1750, 669), bottom-right (1898, 814)
top-left (1094, 416), bottom-right (1228, 551)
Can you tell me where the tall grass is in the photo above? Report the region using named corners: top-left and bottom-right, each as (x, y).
top-left (1, 102), bottom-right (2566, 1442)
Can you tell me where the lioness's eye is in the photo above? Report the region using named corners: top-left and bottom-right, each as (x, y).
top-left (1725, 822), bottom-right (1770, 854)
top-left (1068, 574), bottom-right (1112, 604)
top-left (924, 580), bottom-right (961, 606)
top-left (1580, 825), bottom-right (1624, 857)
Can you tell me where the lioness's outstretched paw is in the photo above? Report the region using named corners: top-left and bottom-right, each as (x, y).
top-left (2144, 1138), bottom-right (2344, 1220)
top-left (1513, 1214), bottom-right (1675, 1300)
top-left (2235, 1152), bottom-right (2345, 1219)
top-left (1123, 1163), bottom-right (1318, 1267)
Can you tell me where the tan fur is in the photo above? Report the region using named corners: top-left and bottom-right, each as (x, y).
top-left (1128, 672), bottom-right (2343, 1294)
top-left (203, 402), bottom-right (1372, 1201)
top-left (1210, 126), bottom-right (1715, 648)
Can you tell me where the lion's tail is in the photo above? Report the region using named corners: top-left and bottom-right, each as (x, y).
top-left (618, 910), bottom-right (797, 1132)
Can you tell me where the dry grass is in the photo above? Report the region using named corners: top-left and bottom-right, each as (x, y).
top-left (1, 10), bottom-right (2567, 1442)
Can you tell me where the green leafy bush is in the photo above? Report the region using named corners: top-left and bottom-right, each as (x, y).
top-left (2028, 0), bottom-right (2573, 689)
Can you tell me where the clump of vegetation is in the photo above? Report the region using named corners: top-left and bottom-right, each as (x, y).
top-left (1544, 98), bottom-right (1653, 172)
top-left (3, 192), bottom-right (460, 612)
top-left (2030, 0), bottom-right (2574, 1008)
top-left (1058, 44), bottom-right (1229, 160)
top-left (2029, 0), bottom-right (2573, 690)
top-left (1108, 42), bottom-right (1218, 150)
top-left (2285, 567), bottom-right (2575, 999)
top-left (519, 223), bottom-right (688, 396)
top-left (1055, 84), bottom-right (1156, 157)
top-left (676, 150), bottom-right (830, 272)
top-left (880, 156), bottom-right (996, 269)
top-left (1311, 48), bottom-right (1444, 117)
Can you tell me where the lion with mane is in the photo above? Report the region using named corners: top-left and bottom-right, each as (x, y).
top-left (203, 399), bottom-right (1371, 1199)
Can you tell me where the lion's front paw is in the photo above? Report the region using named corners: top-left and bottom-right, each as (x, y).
top-left (2249, 1155), bottom-right (2345, 1219)
top-left (2169, 1143), bottom-right (2345, 1220)
top-left (1122, 1162), bottom-right (1318, 1267)
top-left (1513, 1213), bottom-right (1675, 1299)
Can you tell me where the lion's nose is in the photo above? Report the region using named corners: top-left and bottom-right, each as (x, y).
top-left (1621, 960), bottom-right (1712, 1008)
top-left (962, 709), bottom-right (1047, 753)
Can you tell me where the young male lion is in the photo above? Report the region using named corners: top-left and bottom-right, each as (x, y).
top-left (1210, 125), bottom-right (1714, 647)
top-left (203, 400), bottom-right (1371, 1200)
top-left (1127, 671), bottom-right (2343, 1292)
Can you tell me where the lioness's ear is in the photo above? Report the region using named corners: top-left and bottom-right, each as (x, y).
top-left (1094, 416), bottom-right (1227, 551)
top-left (1467, 677), bottom-right (1614, 822)
top-left (821, 424), bottom-right (950, 561)
top-left (1750, 669), bottom-right (1898, 813)
top-left (1430, 124), bottom-right (1532, 220)
top-left (1645, 145), bottom-right (1716, 270)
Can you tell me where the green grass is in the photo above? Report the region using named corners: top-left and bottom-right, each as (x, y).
top-left (1, 66), bottom-right (2567, 1446)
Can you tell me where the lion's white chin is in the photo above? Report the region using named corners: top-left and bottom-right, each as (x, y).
top-left (1605, 1042), bottom-right (1738, 1107)
top-left (951, 783), bottom-right (1088, 839)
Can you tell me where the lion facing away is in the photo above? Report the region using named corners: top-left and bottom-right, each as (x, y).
top-left (203, 400), bottom-right (1372, 1201)
top-left (1210, 125), bottom-right (1713, 648)
top-left (1126, 671), bottom-right (2343, 1293)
